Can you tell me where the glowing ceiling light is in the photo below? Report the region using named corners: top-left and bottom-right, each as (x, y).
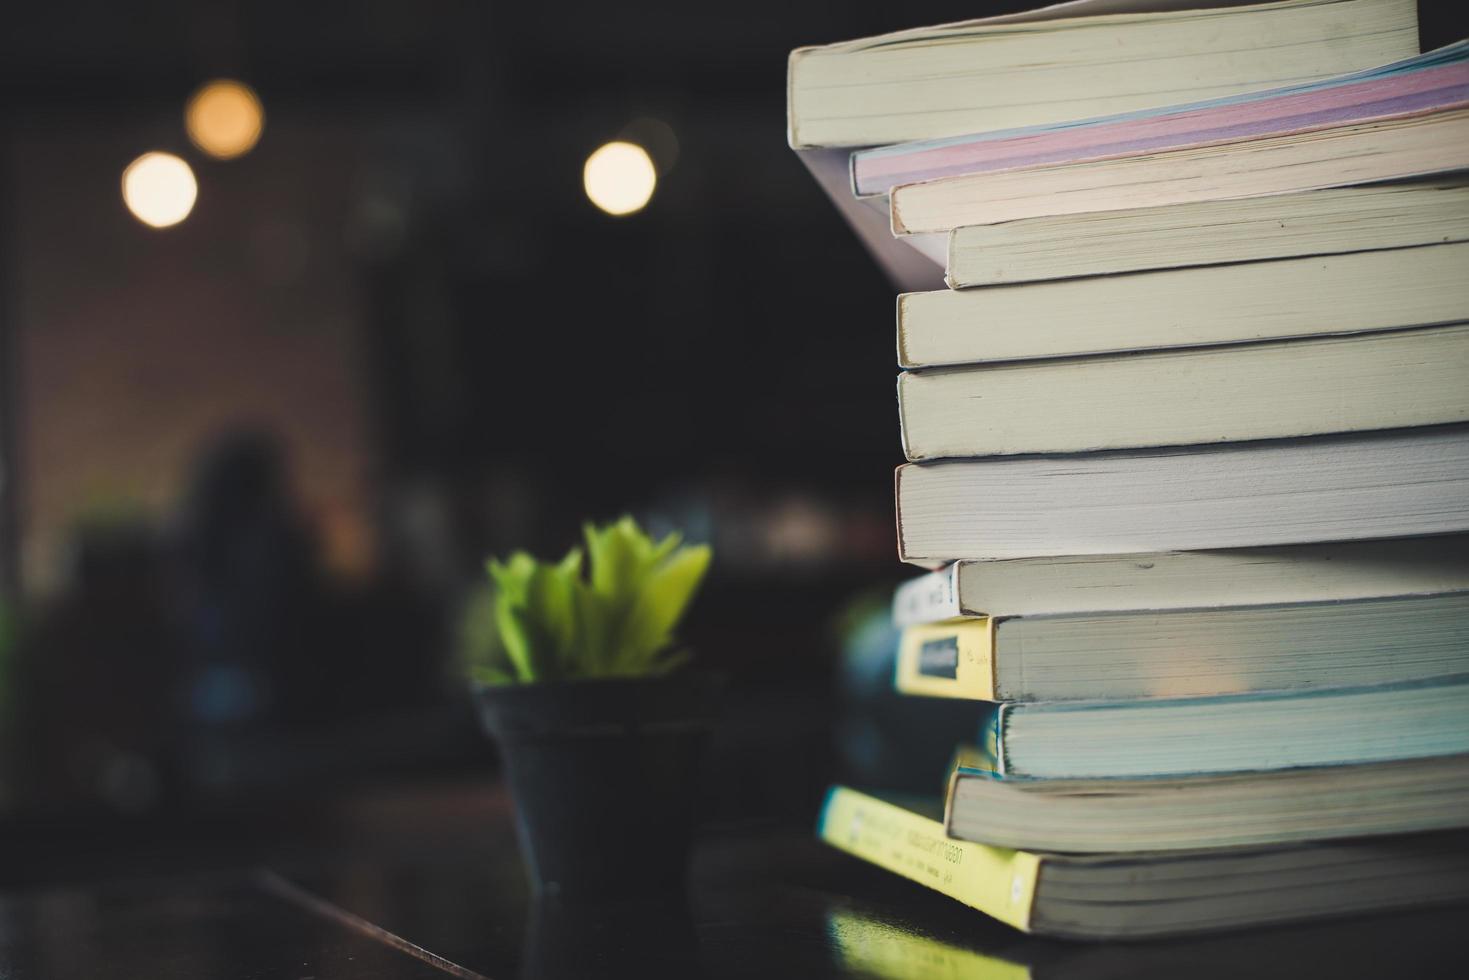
top-left (185, 79), bottom-right (265, 160)
top-left (583, 141), bottom-right (656, 217)
top-left (121, 152), bottom-right (198, 228)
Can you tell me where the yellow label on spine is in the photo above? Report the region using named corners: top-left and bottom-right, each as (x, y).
top-left (895, 619), bottom-right (996, 700)
top-left (818, 786), bottom-right (1040, 933)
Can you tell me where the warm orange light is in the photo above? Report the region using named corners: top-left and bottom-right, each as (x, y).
top-left (121, 152), bottom-right (197, 228)
top-left (583, 141), bottom-right (656, 216)
top-left (185, 80), bottom-right (265, 160)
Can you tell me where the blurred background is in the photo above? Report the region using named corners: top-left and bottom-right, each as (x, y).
top-left (0, 0), bottom-right (1462, 841)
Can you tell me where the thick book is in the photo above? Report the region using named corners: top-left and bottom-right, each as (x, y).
top-left (895, 425), bottom-right (1469, 563)
top-left (944, 177), bottom-right (1469, 287)
top-left (855, 39), bottom-right (1460, 197)
top-left (817, 785), bottom-right (1469, 939)
top-left (895, 592), bottom-right (1469, 702)
top-left (984, 674), bottom-right (1469, 779)
top-left (897, 324), bottom-right (1469, 459)
top-left (786, 0), bottom-right (1417, 150)
top-left (892, 535), bottom-right (1469, 625)
top-left (891, 101), bottom-right (1469, 235)
top-left (898, 241), bottom-right (1469, 368)
top-left (829, 897), bottom-right (1469, 979)
top-left (945, 749), bottom-right (1469, 853)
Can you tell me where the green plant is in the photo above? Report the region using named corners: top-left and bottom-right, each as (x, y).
top-left (472, 516), bottom-right (711, 685)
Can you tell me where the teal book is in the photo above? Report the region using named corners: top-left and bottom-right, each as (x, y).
top-left (976, 674), bottom-right (1469, 780)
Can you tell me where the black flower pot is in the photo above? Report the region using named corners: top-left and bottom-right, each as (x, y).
top-left (473, 673), bottom-right (723, 898)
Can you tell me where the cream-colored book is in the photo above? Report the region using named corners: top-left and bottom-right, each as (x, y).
top-left (893, 592), bottom-right (1469, 702)
top-left (895, 426), bottom-right (1469, 563)
top-left (944, 179), bottom-right (1469, 288)
top-left (892, 536), bottom-right (1469, 624)
top-left (901, 241), bottom-right (1469, 368)
top-left (786, 0), bottom-right (1416, 149)
top-left (891, 107), bottom-right (1469, 235)
top-left (898, 324), bottom-right (1469, 460)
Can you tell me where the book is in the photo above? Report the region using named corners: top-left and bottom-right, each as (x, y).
top-left (853, 40), bottom-right (1463, 197)
top-left (896, 425), bottom-right (1469, 563)
top-left (895, 592), bottom-right (1469, 702)
top-left (945, 749), bottom-right (1469, 853)
top-left (786, 0), bottom-right (1418, 150)
top-left (897, 323), bottom-right (1469, 459)
top-left (891, 102), bottom-right (1469, 235)
top-left (943, 177), bottom-right (1469, 288)
top-left (985, 674), bottom-right (1469, 779)
top-left (830, 903), bottom-right (1469, 979)
top-left (899, 240), bottom-right (1469, 368)
top-left (892, 535), bottom-right (1469, 625)
top-left (817, 785), bottom-right (1469, 939)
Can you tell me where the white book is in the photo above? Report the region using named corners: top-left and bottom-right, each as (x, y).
top-left (899, 241), bottom-right (1469, 368)
top-left (891, 106), bottom-right (1469, 235)
top-left (944, 178), bottom-right (1469, 288)
top-left (897, 324), bottom-right (1469, 459)
top-left (892, 535), bottom-right (1469, 624)
top-left (786, 0), bottom-right (1417, 149)
top-left (895, 426), bottom-right (1469, 563)
top-left (946, 752), bottom-right (1469, 853)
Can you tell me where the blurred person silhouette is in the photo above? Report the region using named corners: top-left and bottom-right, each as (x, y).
top-left (170, 428), bottom-right (329, 729)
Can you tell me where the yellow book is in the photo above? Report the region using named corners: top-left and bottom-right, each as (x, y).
top-left (894, 619), bottom-right (995, 700)
top-left (818, 784), bottom-right (1469, 940)
top-left (817, 785), bottom-right (1038, 933)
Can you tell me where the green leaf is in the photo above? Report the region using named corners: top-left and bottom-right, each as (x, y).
top-left (494, 594), bottom-right (537, 682)
top-left (615, 544), bottom-right (711, 672)
top-left (478, 517), bottom-right (711, 684)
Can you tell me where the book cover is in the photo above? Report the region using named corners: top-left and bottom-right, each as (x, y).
top-left (817, 785), bottom-right (1040, 932)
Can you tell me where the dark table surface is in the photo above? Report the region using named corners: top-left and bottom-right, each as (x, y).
top-left (1, 777), bottom-right (1464, 979)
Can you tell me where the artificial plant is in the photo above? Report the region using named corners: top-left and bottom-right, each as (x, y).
top-left (470, 516), bottom-right (711, 685)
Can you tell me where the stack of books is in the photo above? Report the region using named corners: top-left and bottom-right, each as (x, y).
top-left (789, 0), bottom-right (1469, 940)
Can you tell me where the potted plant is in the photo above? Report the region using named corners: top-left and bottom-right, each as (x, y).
top-left (468, 516), bottom-right (719, 898)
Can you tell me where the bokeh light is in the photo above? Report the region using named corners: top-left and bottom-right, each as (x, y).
top-left (121, 152), bottom-right (198, 228)
top-left (185, 80), bottom-right (265, 160)
top-left (583, 141), bottom-right (657, 216)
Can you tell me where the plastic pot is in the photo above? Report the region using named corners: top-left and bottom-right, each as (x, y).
top-left (473, 672), bottom-right (722, 898)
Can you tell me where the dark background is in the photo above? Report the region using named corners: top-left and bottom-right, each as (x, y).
top-left (0, 0), bottom-right (1464, 827)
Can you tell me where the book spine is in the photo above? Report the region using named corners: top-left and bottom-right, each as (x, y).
top-left (892, 565), bottom-right (963, 627)
top-left (895, 620), bottom-right (997, 700)
top-left (817, 786), bottom-right (1039, 932)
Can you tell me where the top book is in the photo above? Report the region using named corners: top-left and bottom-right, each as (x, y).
top-left (786, 0), bottom-right (1418, 149)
